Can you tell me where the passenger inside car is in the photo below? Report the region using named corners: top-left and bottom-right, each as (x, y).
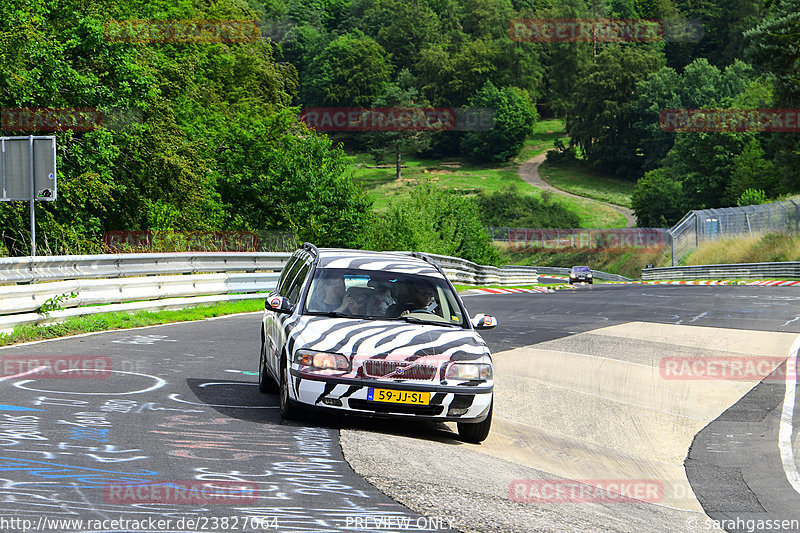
top-left (366, 280), bottom-right (395, 316)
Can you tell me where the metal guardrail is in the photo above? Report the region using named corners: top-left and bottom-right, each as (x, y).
top-left (0, 251), bottom-right (542, 333)
top-left (0, 252), bottom-right (289, 284)
top-left (534, 266), bottom-right (631, 282)
top-left (642, 262), bottom-right (800, 281)
top-left (405, 252), bottom-right (539, 286)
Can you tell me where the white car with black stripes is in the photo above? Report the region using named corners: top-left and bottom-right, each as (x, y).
top-left (259, 244), bottom-right (498, 443)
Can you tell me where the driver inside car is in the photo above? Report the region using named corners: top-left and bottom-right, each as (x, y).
top-left (386, 281), bottom-right (437, 318)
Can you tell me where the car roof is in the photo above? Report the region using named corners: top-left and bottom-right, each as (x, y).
top-left (306, 248), bottom-right (444, 278)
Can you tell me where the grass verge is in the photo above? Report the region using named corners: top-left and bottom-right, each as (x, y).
top-left (0, 299), bottom-right (265, 347)
top-left (537, 159), bottom-right (635, 208)
top-left (683, 232), bottom-right (800, 265)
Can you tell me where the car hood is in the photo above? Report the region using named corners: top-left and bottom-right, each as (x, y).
top-left (288, 315), bottom-right (490, 362)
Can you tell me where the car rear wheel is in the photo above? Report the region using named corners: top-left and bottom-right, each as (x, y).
top-left (457, 401), bottom-right (492, 443)
top-left (279, 356), bottom-right (299, 420)
top-left (258, 330), bottom-right (277, 394)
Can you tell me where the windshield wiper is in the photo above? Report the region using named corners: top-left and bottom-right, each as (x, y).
top-left (400, 315), bottom-right (459, 327)
top-left (310, 311), bottom-right (356, 318)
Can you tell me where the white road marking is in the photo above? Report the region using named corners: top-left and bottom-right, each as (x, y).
top-left (782, 316), bottom-right (800, 328)
top-left (779, 335), bottom-right (800, 495)
top-left (0, 365), bottom-right (47, 381)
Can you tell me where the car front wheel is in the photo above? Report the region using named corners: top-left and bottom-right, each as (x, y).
top-left (258, 331), bottom-right (277, 394)
top-left (279, 356), bottom-right (299, 420)
top-left (457, 401), bottom-right (492, 443)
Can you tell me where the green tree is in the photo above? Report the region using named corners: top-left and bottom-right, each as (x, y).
top-left (217, 110), bottom-right (372, 247)
top-left (568, 45), bottom-right (663, 178)
top-left (459, 81), bottom-right (538, 162)
top-left (745, 0), bottom-right (800, 193)
top-left (725, 138), bottom-right (778, 204)
top-left (302, 31), bottom-right (391, 106)
top-left (663, 131), bottom-right (751, 209)
top-left (631, 169), bottom-right (685, 227)
top-left (364, 70), bottom-right (434, 180)
top-left (360, 0), bottom-right (442, 72)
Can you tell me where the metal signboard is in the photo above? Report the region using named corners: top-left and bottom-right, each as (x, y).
top-left (1, 136), bottom-right (57, 201)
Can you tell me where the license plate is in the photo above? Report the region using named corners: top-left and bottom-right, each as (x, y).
top-left (367, 388), bottom-right (430, 405)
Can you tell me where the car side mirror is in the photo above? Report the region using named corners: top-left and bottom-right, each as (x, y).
top-left (471, 313), bottom-right (497, 329)
top-left (266, 295), bottom-right (294, 314)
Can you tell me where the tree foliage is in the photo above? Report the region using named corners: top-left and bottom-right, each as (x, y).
top-left (460, 82), bottom-right (538, 162)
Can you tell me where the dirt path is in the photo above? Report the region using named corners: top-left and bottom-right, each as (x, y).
top-left (519, 153), bottom-right (637, 228)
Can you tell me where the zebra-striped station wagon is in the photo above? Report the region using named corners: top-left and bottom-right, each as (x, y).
top-left (259, 243), bottom-right (497, 442)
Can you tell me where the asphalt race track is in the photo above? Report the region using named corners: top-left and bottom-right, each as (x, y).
top-left (0, 284), bottom-right (798, 532)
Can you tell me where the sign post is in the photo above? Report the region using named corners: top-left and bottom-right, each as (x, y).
top-left (0, 135), bottom-right (57, 257)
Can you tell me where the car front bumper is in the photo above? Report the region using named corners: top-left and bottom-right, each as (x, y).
top-left (288, 369), bottom-right (493, 422)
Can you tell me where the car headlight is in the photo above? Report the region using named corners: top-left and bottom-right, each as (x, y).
top-left (587, 273), bottom-right (592, 277)
top-left (445, 363), bottom-right (493, 381)
top-left (294, 350), bottom-right (350, 371)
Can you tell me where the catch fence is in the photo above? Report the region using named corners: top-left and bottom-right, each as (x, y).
top-left (668, 200), bottom-right (800, 265)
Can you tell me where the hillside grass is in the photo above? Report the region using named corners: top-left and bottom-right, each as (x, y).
top-left (683, 232), bottom-right (800, 266)
top-left (349, 119), bottom-right (626, 228)
top-left (513, 119), bottom-right (569, 163)
top-left (537, 159), bottom-right (635, 208)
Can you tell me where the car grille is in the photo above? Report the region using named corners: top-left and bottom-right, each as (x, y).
top-left (349, 399), bottom-right (444, 416)
top-left (362, 360), bottom-right (437, 380)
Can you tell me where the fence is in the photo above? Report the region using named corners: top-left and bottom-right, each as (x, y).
top-left (500, 228), bottom-right (669, 251)
top-left (669, 200), bottom-right (800, 265)
top-left (0, 251), bottom-right (541, 333)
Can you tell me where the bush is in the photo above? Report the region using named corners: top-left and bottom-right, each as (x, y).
top-left (368, 182), bottom-right (500, 265)
top-left (474, 187), bottom-right (580, 228)
top-left (545, 139), bottom-right (577, 164)
top-left (737, 188), bottom-right (768, 206)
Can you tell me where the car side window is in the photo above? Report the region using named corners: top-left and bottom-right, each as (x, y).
top-left (285, 263), bottom-right (311, 305)
top-left (278, 258), bottom-right (304, 298)
top-left (277, 257), bottom-right (299, 296)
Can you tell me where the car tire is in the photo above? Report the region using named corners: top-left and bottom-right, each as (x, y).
top-left (258, 329), bottom-right (277, 394)
top-left (279, 355), bottom-right (299, 420)
top-left (457, 401), bottom-right (492, 443)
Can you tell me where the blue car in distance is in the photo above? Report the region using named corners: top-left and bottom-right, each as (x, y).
top-left (569, 266), bottom-right (593, 284)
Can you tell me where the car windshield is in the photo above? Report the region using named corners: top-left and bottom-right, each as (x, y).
top-left (573, 266), bottom-right (591, 272)
top-left (304, 267), bottom-right (466, 327)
